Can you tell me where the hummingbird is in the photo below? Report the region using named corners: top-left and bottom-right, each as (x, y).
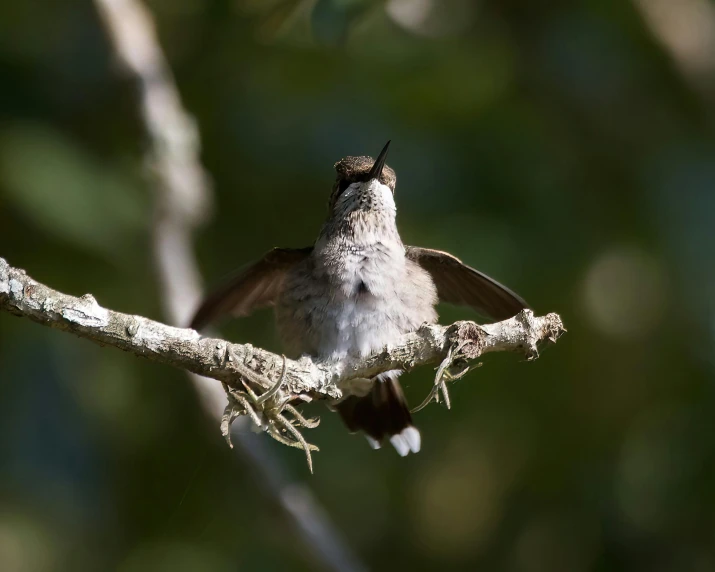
top-left (190, 141), bottom-right (528, 456)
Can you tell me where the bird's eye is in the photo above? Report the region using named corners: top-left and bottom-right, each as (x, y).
top-left (338, 179), bottom-right (352, 195)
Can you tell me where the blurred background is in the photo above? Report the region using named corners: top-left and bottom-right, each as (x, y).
top-left (2, 0), bottom-right (715, 570)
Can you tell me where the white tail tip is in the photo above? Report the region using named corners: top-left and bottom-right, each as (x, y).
top-left (365, 436), bottom-right (382, 450)
top-left (389, 426), bottom-right (421, 456)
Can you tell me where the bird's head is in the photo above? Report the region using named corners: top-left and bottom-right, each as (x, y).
top-left (328, 141), bottom-right (397, 218)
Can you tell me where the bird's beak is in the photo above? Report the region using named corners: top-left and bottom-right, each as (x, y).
top-left (368, 140), bottom-right (391, 181)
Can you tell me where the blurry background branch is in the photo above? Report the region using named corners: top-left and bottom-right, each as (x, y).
top-left (633, 0), bottom-right (715, 101)
top-left (93, 0), bottom-right (364, 570)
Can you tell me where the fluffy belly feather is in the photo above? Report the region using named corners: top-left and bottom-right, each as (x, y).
top-left (276, 243), bottom-right (438, 360)
top-left (321, 294), bottom-right (405, 359)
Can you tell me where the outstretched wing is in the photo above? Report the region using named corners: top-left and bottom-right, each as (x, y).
top-left (189, 247), bottom-right (313, 330)
top-left (405, 246), bottom-right (528, 321)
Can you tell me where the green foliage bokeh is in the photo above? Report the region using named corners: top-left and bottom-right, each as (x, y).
top-left (2, 1), bottom-right (715, 570)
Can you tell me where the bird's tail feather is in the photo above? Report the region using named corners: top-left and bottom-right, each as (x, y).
top-left (335, 371), bottom-right (421, 456)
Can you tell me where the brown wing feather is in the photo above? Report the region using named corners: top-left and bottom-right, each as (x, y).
top-left (189, 247), bottom-right (312, 330)
top-left (405, 246), bottom-right (528, 321)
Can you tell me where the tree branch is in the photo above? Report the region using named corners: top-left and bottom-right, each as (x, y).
top-left (0, 256), bottom-right (565, 407)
